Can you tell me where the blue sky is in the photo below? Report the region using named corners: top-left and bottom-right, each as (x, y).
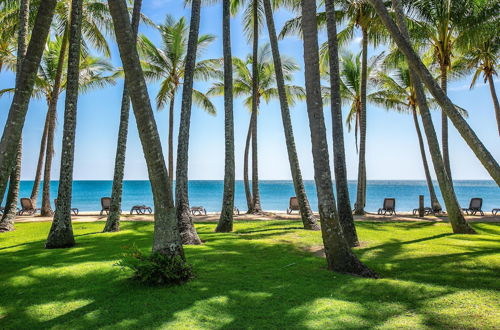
top-left (0, 1), bottom-right (498, 181)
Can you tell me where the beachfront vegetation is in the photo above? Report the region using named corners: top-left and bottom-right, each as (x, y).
top-left (1, 220), bottom-right (499, 327)
top-left (0, 0), bottom-right (498, 285)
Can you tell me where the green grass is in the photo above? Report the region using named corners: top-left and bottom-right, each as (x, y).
top-left (0, 220), bottom-right (499, 329)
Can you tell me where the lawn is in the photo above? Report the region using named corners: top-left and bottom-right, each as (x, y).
top-left (0, 220), bottom-right (499, 329)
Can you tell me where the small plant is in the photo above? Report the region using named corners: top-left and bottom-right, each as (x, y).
top-left (116, 245), bottom-right (193, 286)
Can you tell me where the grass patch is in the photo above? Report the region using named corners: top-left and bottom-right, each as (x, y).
top-left (0, 220), bottom-right (499, 329)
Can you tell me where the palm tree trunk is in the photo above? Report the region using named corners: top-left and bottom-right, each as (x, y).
top-left (354, 27), bottom-right (368, 215)
top-left (0, 0), bottom-right (58, 203)
top-left (250, 0), bottom-right (262, 213)
top-left (440, 64), bottom-right (452, 181)
top-left (104, 0), bottom-right (142, 233)
top-left (412, 105), bottom-right (441, 209)
top-left (486, 75), bottom-right (500, 136)
top-left (30, 108), bottom-right (49, 207)
top-left (175, 0), bottom-right (203, 245)
top-left (0, 138), bottom-right (22, 232)
top-left (46, 0), bottom-right (84, 248)
top-left (324, 0), bottom-right (358, 245)
top-left (262, 0), bottom-right (319, 230)
top-left (388, 0), bottom-right (475, 234)
top-left (41, 29), bottom-right (69, 217)
top-left (368, 0), bottom-right (500, 186)
top-left (244, 117), bottom-right (253, 211)
top-left (0, 0), bottom-right (30, 232)
top-left (168, 94), bottom-right (175, 188)
top-left (216, 0), bottom-right (235, 233)
top-left (300, 0), bottom-right (376, 277)
top-left (108, 0), bottom-right (184, 258)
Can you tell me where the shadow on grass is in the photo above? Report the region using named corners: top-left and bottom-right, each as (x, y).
top-left (0, 220), bottom-right (498, 329)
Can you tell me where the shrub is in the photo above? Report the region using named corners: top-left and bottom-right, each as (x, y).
top-left (116, 245), bottom-right (193, 286)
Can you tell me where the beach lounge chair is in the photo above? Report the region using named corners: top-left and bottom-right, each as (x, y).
top-left (190, 206), bottom-right (206, 216)
top-left (234, 207), bottom-right (240, 215)
top-left (413, 202), bottom-right (442, 216)
top-left (54, 199), bottom-right (79, 216)
top-left (100, 197), bottom-right (111, 216)
top-left (493, 208), bottom-right (499, 215)
top-left (377, 198), bottom-right (396, 215)
top-left (17, 198), bottom-right (40, 216)
top-left (130, 205), bottom-right (152, 215)
top-left (287, 197), bottom-right (300, 214)
top-left (462, 198), bottom-right (484, 216)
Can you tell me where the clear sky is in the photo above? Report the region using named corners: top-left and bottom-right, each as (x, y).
top-left (0, 1), bottom-right (498, 181)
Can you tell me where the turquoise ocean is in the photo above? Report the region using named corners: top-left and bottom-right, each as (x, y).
top-left (9, 180), bottom-right (500, 213)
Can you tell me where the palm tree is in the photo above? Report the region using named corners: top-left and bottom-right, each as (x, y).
top-left (371, 60), bottom-right (443, 210)
top-left (138, 15), bottom-right (217, 192)
top-left (103, 0), bottom-right (142, 233)
top-left (40, 0), bottom-right (112, 217)
top-left (300, 0), bottom-right (376, 276)
top-left (367, 0), bottom-right (500, 187)
top-left (464, 35), bottom-right (500, 135)
top-left (108, 0), bottom-right (184, 258)
top-left (46, 0), bottom-right (84, 248)
top-left (0, 0), bottom-right (58, 205)
top-left (216, 0), bottom-right (235, 233)
top-left (261, 0), bottom-right (319, 230)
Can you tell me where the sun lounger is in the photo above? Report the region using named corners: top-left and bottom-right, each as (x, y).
top-left (234, 207), bottom-right (240, 215)
top-left (377, 198), bottom-right (396, 215)
top-left (287, 197), bottom-right (300, 214)
top-left (462, 198), bottom-right (484, 216)
top-left (100, 197), bottom-right (111, 216)
top-left (413, 202), bottom-right (442, 216)
top-left (493, 208), bottom-right (499, 215)
top-left (17, 198), bottom-right (40, 216)
top-left (54, 199), bottom-right (79, 216)
top-left (130, 205), bottom-right (152, 215)
top-left (190, 206), bottom-right (206, 216)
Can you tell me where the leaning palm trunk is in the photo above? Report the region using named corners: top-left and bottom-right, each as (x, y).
top-left (262, 0), bottom-right (319, 230)
top-left (250, 0), bottom-right (262, 213)
top-left (368, 0), bottom-right (500, 186)
top-left (30, 110), bottom-right (49, 207)
top-left (0, 0), bottom-right (30, 232)
top-left (46, 0), bottom-right (85, 248)
top-left (412, 106), bottom-right (441, 209)
top-left (175, 0), bottom-right (203, 245)
top-left (324, 0), bottom-right (358, 245)
top-left (300, 0), bottom-right (376, 277)
top-left (386, 0), bottom-right (475, 234)
top-left (41, 30), bottom-right (69, 217)
top-left (108, 0), bottom-right (184, 257)
top-left (354, 28), bottom-right (368, 215)
top-left (0, 0), bottom-right (58, 202)
top-left (486, 75), bottom-right (500, 136)
top-left (440, 65), bottom-right (452, 180)
top-left (216, 0), bottom-right (236, 233)
top-left (104, 0), bottom-right (142, 233)
top-left (244, 118), bottom-right (253, 211)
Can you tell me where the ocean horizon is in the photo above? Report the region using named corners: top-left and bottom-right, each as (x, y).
top-left (6, 180), bottom-right (499, 213)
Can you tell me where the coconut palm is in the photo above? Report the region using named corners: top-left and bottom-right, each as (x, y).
top-left (300, 0), bottom-right (376, 276)
top-left (138, 15), bottom-right (217, 191)
top-left (108, 0), bottom-right (185, 258)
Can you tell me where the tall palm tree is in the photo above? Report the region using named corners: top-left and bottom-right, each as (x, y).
top-left (367, 0), bottom-right (500, 187)
top-left (103, 0), bottom-right (142, 233)
top-left (46, 0), bottom-right (84, 248)
top-left (261, 0), bottom-right (319, 230)
top-left (216, 0), bottom-right (235, 233)
top-left (0, 0), bottom-right (58, 203)
top-left (300, 0), bottom-right (376, 276)
top-left (138, 15), bottom-right (217, 191)
top-left (40, 0), bottom-right (112, 217)
top-left (0, 0), bottom-right (29, 233)
top-left (464, 35), bottom-right (499, 136)
top-left (370, 60), bottom-right (443, 210)
top-left (108, 0), bottom-right (184, 258)
top-left (406, 0), bottom-right (497, 180)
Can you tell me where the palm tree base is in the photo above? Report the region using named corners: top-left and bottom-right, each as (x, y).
top-left (45, 230), bottom-right (75, 249)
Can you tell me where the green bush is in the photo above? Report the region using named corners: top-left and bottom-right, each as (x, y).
top-left (117, 246), bottom-right (193, 286)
